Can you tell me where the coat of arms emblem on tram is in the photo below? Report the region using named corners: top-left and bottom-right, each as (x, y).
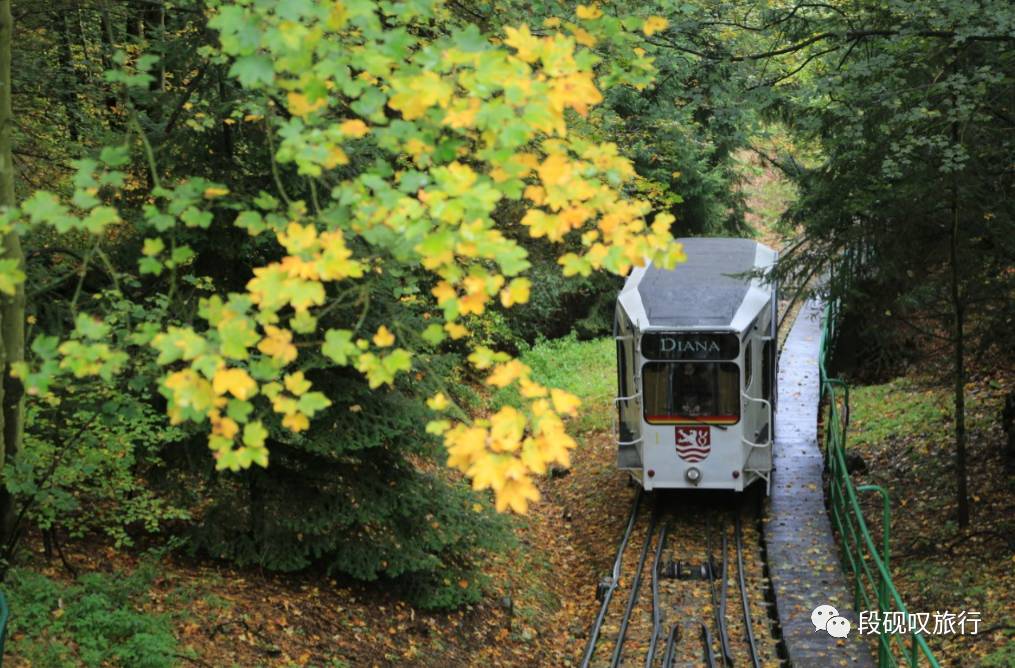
top-left (674, 426), bottom-right (710, 462)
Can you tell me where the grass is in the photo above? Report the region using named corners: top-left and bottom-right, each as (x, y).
top-left (514, 333), bottom-right (616, 433)
top-left (846, 376), bottom-right (997, 450)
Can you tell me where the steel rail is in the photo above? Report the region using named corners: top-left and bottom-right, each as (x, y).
top-left (735, 513), bottom-right (761, 668)
top-left (660, 623), bottom-right (679, 667)
top-left (720, 526), bottom-right (734, 666)
top-left (579, 489), bottom-right (643, 668)
top-left (701, 621), bottom-right (717, 668)
top-left (644, 520), bottom-right (670, 667)
top-left (706, 518), bottom-right (733, 667)
top-left (610, 509), bottom-right (659, 667)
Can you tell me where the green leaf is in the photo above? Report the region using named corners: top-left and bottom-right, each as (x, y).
top-left (382, 348), bottom-right (413, 375)
top-left (22, 191), bottom-right (70, 225)
top-left (82, 206), bottom-right (120, 234)
top-left (297, 391), bottom-right (332, 416)
top-left (219, 316), bottom-right (260, 360)
top-left (74, 313), bottom-right (110, 340)
top-left (421, 324), bottom-right (445, 345)
top-left (322, 329), bottom-right (357, 365)
top-left (227, 399), bottom-right (254, 423)
top-left (181, 207), bottom-right (213, 229)
top-left (230, 54), bottom-right (276, 88)
top-left (138, 257), bottom-right (163, 276)
top-left (235, 210), bottom-right (265, 235)
top-left (243, 421), bottom-right (268, 448)
top-left (0, 259), bottom-right (25, 295)
top-left (142, 238), bottom-right (165, 257)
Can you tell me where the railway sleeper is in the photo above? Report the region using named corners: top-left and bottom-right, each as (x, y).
top-left (660, 558), bottom-right (721, 581)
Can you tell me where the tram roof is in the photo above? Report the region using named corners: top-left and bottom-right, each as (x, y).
top-left (619, 237), bottom-right (777, 331)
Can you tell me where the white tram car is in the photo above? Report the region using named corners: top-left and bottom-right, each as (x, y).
top-left (615, 238), bottom-right (778, 493)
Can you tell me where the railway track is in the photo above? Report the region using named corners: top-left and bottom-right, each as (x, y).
top-left (577, 290), bottom-right (803, 667)
top-left (578, 493), bottom-right (778, 667)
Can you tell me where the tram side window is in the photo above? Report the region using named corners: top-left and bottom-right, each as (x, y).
top-left (642, 362), bottom-right (740, 425)
top-left (762, 340), bottom-right (772, 401)
top-left (744, 341), bottom-right (752, 390)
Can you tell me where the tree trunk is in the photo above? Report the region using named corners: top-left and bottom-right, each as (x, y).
top-left (949, 105), bottom-right (969, 529)
top-left (0, 0), bottom-right (25, 545)
top-left (57, 10), bottom-right (81, 142)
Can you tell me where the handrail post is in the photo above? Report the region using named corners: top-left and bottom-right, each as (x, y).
top-left (859, 484), bottom-right (891, 667)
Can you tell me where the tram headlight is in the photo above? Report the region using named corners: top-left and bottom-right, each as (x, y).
top-left (685, 467), bottom-right (701, 485)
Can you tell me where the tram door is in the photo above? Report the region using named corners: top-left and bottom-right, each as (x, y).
top-left (615, 309), bottom-right (641, 470)
top-left (742, 312), bottom-right (774, 482)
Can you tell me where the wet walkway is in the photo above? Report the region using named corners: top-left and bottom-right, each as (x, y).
top-left (765, 299), bottom-right (875, 667)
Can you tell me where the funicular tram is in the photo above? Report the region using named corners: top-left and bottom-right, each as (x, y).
top-left (614, 238), bottom-right (778, 492)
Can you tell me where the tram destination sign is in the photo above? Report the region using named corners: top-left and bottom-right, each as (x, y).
top-left (641, 332), bottom-right (739, 361)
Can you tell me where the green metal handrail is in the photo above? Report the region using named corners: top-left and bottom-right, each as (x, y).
top-left (0, 589), bottom-right (7, 664)
top-left (819, 288), bottom-right (939, 667)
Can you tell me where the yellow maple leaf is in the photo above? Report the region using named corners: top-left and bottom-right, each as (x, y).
top-left (576, 4), bottom-right (603, 20)
top-left (549, 72), bottom-right (602, 116)
top-left (523, 184), bottom-right (546, 206)
top-left (468, 453), bottom-right (512, 492)
top-left (322, 146), bottom-right (349, 169)
top-left (287, 91), bottom-right (327, 117)
top-left (339, 119), bottom-right (369, 137)
top-left (520, 378), bottom-right (548, 398)
top-left (550, 388), bottom-right (581, 416)
top-left (486, 359), bottom-right (528, 388)
top-left (284, 371), bottom-right (312, 396)
top-left (642, 16), bottom-right (669, 36)
top-left (500, 277), bottom-right (532, 308)
top-left (373, 325), bottom-right (395, 347)
top-left (521, 209), bottom-right (568, 241)
top-left (212, 415), bottom-right (240, 439)
top-left (277, 222), bottom-right (318, 254)
top-left (503, 25), bottom-right (541, 63)
top-left (444, 322), bottom-right (468, 339)
top-left (282, 412), bottom-right (310, 432)
top-left (537, 153), bottom-right (572, 187)
top-left (571, 27), bottom-right (597, 48)
top-left (258, 325), bottom-right (298, 364)
top-left (432, 281), bottom-right (457, 305)
top-left (446, 426), bottom-right (489, 471)
top-left (212, 367), bottom-right (258, 400)
top-left (458, 290), bottom-right (487, 316)
top-left (490, 406), bottom-right (525, 452)
top-left (388, 71), bottom-right (452, 120)
top-left (495, 474), bottom-right (540, 513)
top-left (442, 98), bottom-right (482, 129)
top-left (427, 392), bottom-right (450, 411)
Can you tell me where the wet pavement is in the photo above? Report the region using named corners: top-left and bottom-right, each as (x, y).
top-left (765, 299), bottom-right (876, 667)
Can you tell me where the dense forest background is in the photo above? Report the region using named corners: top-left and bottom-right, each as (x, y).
top-left (0, 0), bottom-right (1012, 665)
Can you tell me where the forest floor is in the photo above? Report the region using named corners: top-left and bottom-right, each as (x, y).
top-left (1, 339), bottom-right (635, 668)
top-left (841, 356), bottom-right (1015, 667)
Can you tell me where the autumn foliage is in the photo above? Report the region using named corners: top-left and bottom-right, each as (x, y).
top-left (6, 1), bottom-right (681, 517)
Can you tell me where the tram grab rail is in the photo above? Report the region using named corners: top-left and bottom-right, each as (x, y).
top-left (819, 291), bottom-right (939, 668)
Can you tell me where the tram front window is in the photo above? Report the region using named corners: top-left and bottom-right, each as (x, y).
top-left (642, 362), bottom-right (740, 425)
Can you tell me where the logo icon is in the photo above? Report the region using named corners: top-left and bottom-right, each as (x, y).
top-left (675, 426), bottom-right (710, 462)
top-left (812, 604), bottom-right (852, 639)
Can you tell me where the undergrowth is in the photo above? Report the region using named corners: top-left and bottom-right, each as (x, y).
top-left (4, 560), bottom-right (178, 667)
